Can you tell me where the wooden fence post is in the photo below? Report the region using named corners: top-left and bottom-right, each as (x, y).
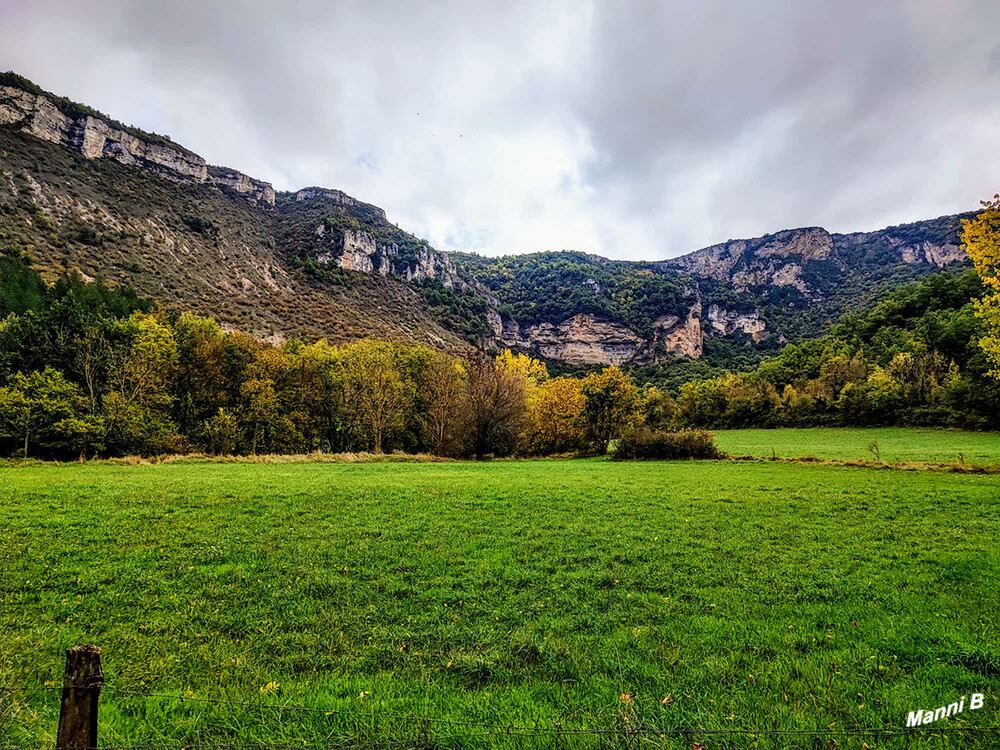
top-left (56, 645), bottom-right (103, 750)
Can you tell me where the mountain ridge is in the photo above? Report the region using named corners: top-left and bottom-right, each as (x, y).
top-left (0, 71), bottom-right (973, 369)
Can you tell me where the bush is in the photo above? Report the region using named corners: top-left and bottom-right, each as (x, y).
top-left (610, 427), bottom-right (726, 461)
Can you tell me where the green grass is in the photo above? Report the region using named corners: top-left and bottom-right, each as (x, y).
top-left (714, 427), bottom-right (1000, 465)
top-left (2, 457), bottom-right (999, 748)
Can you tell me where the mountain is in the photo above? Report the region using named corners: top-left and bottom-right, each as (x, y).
top-left (0, 71), bottom-right (972, 368)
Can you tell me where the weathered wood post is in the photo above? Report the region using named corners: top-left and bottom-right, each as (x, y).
top-left (56, 645), bottom-right (103, 750)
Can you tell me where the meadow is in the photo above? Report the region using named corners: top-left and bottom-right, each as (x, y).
top-left (2, 437), bottom-right (999, 748)
top-left (713, 427), bottom-right (1000, 465)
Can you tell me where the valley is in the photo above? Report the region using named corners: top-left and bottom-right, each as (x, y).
top-left (0, 72), bottom-right (973, 373)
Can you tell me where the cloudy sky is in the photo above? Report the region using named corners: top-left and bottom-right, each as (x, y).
top-left (2, 0), bottom-right (999, 260)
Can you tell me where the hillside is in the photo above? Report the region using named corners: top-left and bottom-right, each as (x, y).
top-left (0, 71), bottom-right (973, 368)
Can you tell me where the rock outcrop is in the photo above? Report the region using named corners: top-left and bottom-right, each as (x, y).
top-left (706, 304), bottom-right (766, 341)
top-left (651, 302), bottom-right (704, 359)
top-left (405, 248), bottom-right (462, 288)
top-left (0, 83), bottom-right (274, 205)
top-left (498, 300), bottom-right (713, 366)
top-left (501, 314), bottom-right (645, 365)
top-left (207, 166), bottom-right (276, 205)
top-left (295, 187), bottom-right (386, 219)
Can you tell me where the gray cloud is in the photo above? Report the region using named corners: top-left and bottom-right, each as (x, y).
top-left (1, 0), bottom-right (998, 259)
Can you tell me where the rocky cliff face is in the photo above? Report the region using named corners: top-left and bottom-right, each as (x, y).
top-left (1, 71), bottom-right (975, 369)
top-left (462, 213), bottom-right (970, 366)
top-left (666, 222), bottom-right (967, 298)
top-left (501, 314), bottom-right (645, 365)
top-left (498, 301), bottom-right (708, 366)
top-left (295, 187), bottom-right (386, 218)
top-left (207, 166), bottom-right (276, 205)
top-left (0, 83), bottom-right (274, 206)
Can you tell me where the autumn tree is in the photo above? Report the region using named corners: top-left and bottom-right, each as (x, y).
top-left (340, 340), bottom-right (413, 453)
top-left (103, 312), bottom-right (179, 454)
top-left (522, 376), bottom-right (585, 455)
top-left (419, 351), bottom-right (465, 455)
top-left (203, 407), bottom-right (240, 455)
top-left (580, 366), bottom-right (640, 453)
top-left (962, 193), bottom-right (1000, 377)
top-left (285, 340), bottom-right (345, 452)
top-left (173, 313), bottom-right (228, 435)
top-left (238, 347), bottom-right (291, 454)
top-left (641, 386), bottom-right (678, 430)
top-left (496, 350), bottom-right (548, 390)
top-left (461, 350), bottom-right (527, 459)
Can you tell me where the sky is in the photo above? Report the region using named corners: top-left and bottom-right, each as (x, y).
top-left (2, 0), bottom-right (999, 261)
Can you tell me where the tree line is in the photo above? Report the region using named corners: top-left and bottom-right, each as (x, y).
top-left (1, 197), bottom-right (999, 461)
top-left (654, 269), bottom-right (1000, 431)
top-left (0, 247), bottom-right (646, 459)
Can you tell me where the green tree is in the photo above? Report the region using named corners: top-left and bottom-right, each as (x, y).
top-left (0, 368), bottom-right (86, 457)
top-left (51, 415), bottom-right (106, 461)
top-left (203, 408), bottom-right (240, 455)
top-left (580, 366), bottom-right (640, 452)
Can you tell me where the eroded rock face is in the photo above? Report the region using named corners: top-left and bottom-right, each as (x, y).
top-left (707, 304), bottom-right (766, 341)
top-left (502, 314), bottom-right (645, 365)
top-left (207, 167), bottom-right (276, 205)
top-left (755, 227), bottom-right (833, 260)
top-left (899, 240), bottom-right (966, 267)
top-left (0, 84), bottom-right (274, 205)
top-left (405, 248), bottom-right (462, 288)
top-left (295, 187), bottom-right (386, 219)
top-left (499, 300), bottom-right (712, 365)
top-left (653, 302), bottom-right (704, 359)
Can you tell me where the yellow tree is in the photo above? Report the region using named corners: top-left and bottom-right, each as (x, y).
top-left (419, 352), bottom-right (465, 456)
top-left (340, 340), bottom-right (413, 453)
top-left (962, 193), bottom-right (1000, 377)
top-left (103, 312), bottom-right (179, 453)
top-left (496, 350), bottom-right (548, 390)
top-left (523, 376), bottom-right (586, 454)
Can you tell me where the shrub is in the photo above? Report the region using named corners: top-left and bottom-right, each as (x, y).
top-left (610, 427), bottom-right (725, 461)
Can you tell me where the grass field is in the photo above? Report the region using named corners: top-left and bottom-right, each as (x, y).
top-left (2, 440), bottom-right (999, 747)
top-left (713, 427), bottom-right (1000, 465)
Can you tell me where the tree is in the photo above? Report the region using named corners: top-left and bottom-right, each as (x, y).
top-left (285, 340), bottom-right (344, 452)
top-left (173, 313), bottom-right (228, 435)
top-left (641, 386), bottom-right (678, 431)
top-left (236, 348), bottom-right (290, 455)
top-left (523, 376), bottom-right (586, 455)
top-left (104, 312), bottom-right (179, 454)
top-left (580, 366), bottom-right (640, 453)
top-left (419, 352), bottom-right (465, 456)
top-left (462, 350), bottom-right (526, 460)
top-left (961, 194), bottom-right (1000, 378)
top-left (203, 408), bottom-right (240, 455)
top-left (51, 415), bottom-right (105, 461)
top-left (340, 340), bottom-right (412, 453)
top-left (0, 368), bottom-right (86, 457)
top-left (496, 350), bottom-right (548, 389)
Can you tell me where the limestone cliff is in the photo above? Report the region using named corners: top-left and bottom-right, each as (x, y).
top-left (0, 70), bottom-right (975, 369)
top-left (500, 314), bottom-right (646, 365)
top-left (0, 81), bottom-right (274, 206)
